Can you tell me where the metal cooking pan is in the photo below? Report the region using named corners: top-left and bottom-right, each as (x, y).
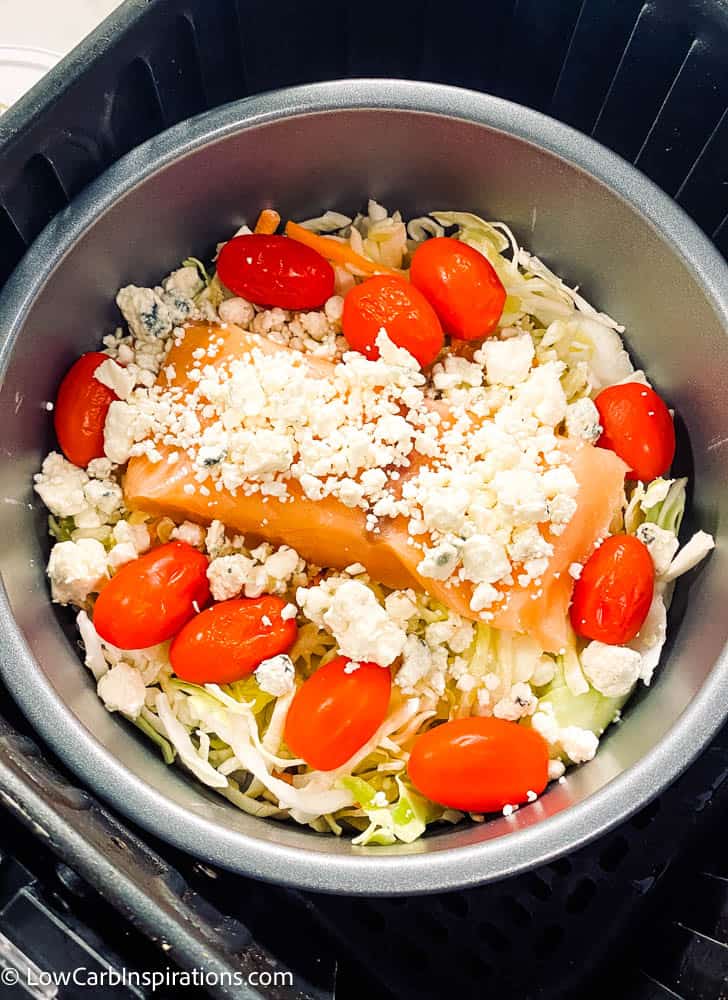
top-left (0, 80), bottom-right (726, 896)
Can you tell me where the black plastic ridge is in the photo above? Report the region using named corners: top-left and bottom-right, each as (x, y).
top-left (0, 715), bottom-right (316, 1000)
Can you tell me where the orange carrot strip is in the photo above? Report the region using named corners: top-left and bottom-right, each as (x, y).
top-left (254, 209), bottom-right (281, 235)
top-left (285, 220), bottom-right (402, 277)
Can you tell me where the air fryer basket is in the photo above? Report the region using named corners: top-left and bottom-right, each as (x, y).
top-left (0, 80), bottom-right (726, 897)
top-left (0, 0), bottom-right (727, 995)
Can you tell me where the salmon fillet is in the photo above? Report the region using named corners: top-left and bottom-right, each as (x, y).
top-left (124, 324), bottom-right (627, 650)
top-left (490, 439), bottom-right (627, 651)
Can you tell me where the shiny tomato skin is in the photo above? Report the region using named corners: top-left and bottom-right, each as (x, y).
top-left (169, 596), bottom-right (297, 685)
top-left (284, 655), bottom-right (391, 771)
top-left (342, 274), bottom-right (444, 367)
top-left (93, 541), bottom-right (210, 649)
top-left (216, 234), bottom-right (334, 309)
top-left (595, 383), bottom-right (675, 481)
top-left (408, 717), bottom-right (549, 812)
top-left (410, 237), bottom-right (506, 341)
top-left (54, 352), bottom-right (117, 467)
top-left (570, 534), bottom-right (655, 645)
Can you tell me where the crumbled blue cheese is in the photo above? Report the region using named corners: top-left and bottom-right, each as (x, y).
top-left (94, 358), bottom-right (136, 400)
top-left (207, 554), bottom-right (256, 601)
top-left (164, 265), bottom-right (204, 299)
top-left (559, 726), bottom-right (599, 764)
top-left (171, 521), bottom-right (206, 547)
top-left (478, 334), bottom-right (534, 386)
top-left (116, 286), bottom-right (174, 340)
top-left (470, 582), bottom-right (500, 612)
top-left (580, 641), bottom-right (642, 697)
top-left (636, 523), bottom-right (680, 576)
top-left (548, 759), bottom-right (565, 780)
top-left (493, 681), bottom-right (538, 720)
top-left (113, 520), bottom-right (149, 553)
top-left (34, 452), bottom-right (91, 517)
top-left (461, 534), bottom-right (510, 585)
top-left (47, 538), bottom-right (108, 604)
top-left (107, 542), bottom-right (137, 570)
top-left (218, 297), bottom-right (255, 326)
top-left (494, 469), bottom-right (549, 524)
top-left (416, 541), bottom-right (461, 580)
top-left (263, 546), bottom-right (300, 585)
top-left (531, 709), bottom-right (559, 744)
top-left (205, 520), bottom-right (226, 557)
top-left (396, 636), bottom-right (432, 690)
top-left (296, 578), bottom-right (406, 666)
top-left (103, 400), bottom-right (153, 464)
top-left (79, 478), bottom-right (123, 526)
top-left (97, 662), bottom-right (146, 718)
top-left (384, 590), bottom-right (418, 626)
top-left (87, 457), bottom-right (113, 479)
top-left (34, 453), bottom-right (124, 535)
top-left (533, 704), bottom-right (600, 764)
top-left (509, 526), bottom-right (553, 564)
top-left (255, 654), bottom-right (295, 696)
top-left (565, 397), bottom-right (602, 442)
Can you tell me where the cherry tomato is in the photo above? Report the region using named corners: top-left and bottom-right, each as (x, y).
top-left (342, 274), bottom-right (444, 367)
top-left (570, 534), bottom-right (654, 645)
top-left (93, 541), bottom-right (210, 649)
top-left (54, 352), bottom-right (117, 467)
top-left (216, 234), bottom-right (334, 310)
top-left (407, 717), bottom-right (549, 813)
top-left (410, 237), bottom-right (506, 341)
top-left (169, 595), bottom-right (297, 685)
top-left (284, 655), bottom-right (391, 771)
top-left (595, 383), bottom-right (675, 481)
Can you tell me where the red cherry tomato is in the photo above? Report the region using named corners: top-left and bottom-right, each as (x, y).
top-left (216, 234), bottom-right (335, 310)
top-left (342, 274), bottom-right (444, 367)
top-left (407, 717), bottom-right (549, 813)
top-left (410, 237), bottom-right (506, 341)
top-left (54, 352), bottom-right (117, 467)
top-left (284, 655), bottom-right (391, 771)
top-left (169, 596), bottom-right (297, 685)
top-left (570, 534), bottom-right (655, 645)
top-left (595, 383), bottom-right (675, 481)
top-left (93, 541), bottom-right (210, 649)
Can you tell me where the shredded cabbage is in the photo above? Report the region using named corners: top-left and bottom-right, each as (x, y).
top-left (629, 592), bottom-right (667, 684)
top-left (662, 531), bottom-right (715, 583)
top-left (644, 478), bottom-right (688, 534)
top-left (535, 683), bottom-right (629, 756)
top-left (134, 714), bottom-right (175, 764)
top-left (341, 775), bottom-right (440, 846)
top-left (182, 256), bottom-right (211, 287)
top-left (625, 478), bottom-right (684, 535)
top-left (48, 515), bottom-right (75, 542)
top-left (561, 638), bottom-right (589, 697)
top-left (155, 691), bottom-right (228, 788)
top-left (297, 211), bottom-right (353, 233)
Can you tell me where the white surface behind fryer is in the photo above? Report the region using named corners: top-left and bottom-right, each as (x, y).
top-left (1, 0), bottom-right (122, 106)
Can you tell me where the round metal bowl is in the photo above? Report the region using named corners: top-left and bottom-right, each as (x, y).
top-left (0, 80), bottom-right (726, 896)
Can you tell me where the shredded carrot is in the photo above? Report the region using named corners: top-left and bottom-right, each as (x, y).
top-left (285, 220), bottom-right (402, 277)
top-left (254, 209), bottom-right (281, 235)
top-left (272, 769), bottom-right (294, 785)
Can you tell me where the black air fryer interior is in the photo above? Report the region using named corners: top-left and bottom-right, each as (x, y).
top-left (0, 1), bottom-right (727, 997)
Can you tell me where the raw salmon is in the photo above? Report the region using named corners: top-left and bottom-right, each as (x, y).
top-left (490, 440), bottom-right (627, 651)
top-left (124, 324), bottom-right (626, 650)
